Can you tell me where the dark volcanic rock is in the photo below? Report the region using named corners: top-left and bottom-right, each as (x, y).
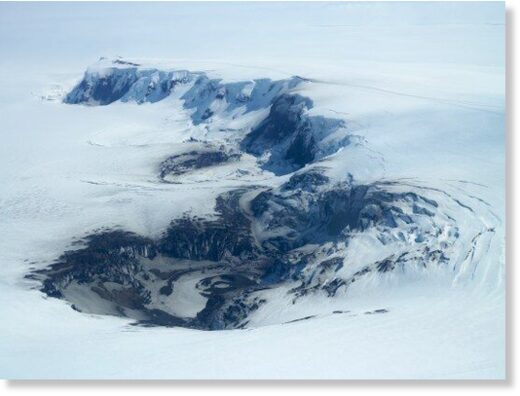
top-left (65, 66), bottom-right (195, 105)
top-left (240, 94), bottom-right (346, 175)
top-left (159, 149), bottom-right (241, 179)
top-left (35, 230), bottom-right (157, 305)
top-left (241, 94), bottom-right (313, 154)
top-left (159, 191), bottom-right (258, 261)
top-left (65, 68), bottom-right (140, 105)
top-left (180, 75), bottom-right (304, 125)
top-left (281, 168), bottom-right (331, 192)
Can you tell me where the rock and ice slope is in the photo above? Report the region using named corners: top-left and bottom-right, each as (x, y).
top-left (0, 56), bottom-right (505, 379)
top-left (22, 59), bottom-right (502, 336)
top-left (0, 2), bottom-right (505, 379)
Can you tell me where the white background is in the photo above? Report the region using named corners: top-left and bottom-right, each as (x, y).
top-left (0, 0), bottom-right (516, 393)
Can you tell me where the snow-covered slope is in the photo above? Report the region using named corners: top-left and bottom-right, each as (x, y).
top-left (0, 1), bottom-right (505, 379)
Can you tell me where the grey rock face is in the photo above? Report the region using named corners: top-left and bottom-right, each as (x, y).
top-left (241, 94), bottom-right (347, 175)
top-left (65, 67), bottom-right (195, 105)
top-left (64, 61), bottom-right (304, 125)
top-left (159, 148), bottom-right (241, 179)
top-left (180, 75), bottom-right (304, 125)
top-left (159, 190), bottom-right (259, 262)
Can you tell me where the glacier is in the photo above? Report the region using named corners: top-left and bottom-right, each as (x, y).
top-left (26, 60), bottom-right (495, 332)
top-left (0, 1), bottom-right (505, 379)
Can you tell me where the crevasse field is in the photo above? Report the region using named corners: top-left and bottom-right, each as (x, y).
top-left (0, 2), bottom-right (505, 379)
